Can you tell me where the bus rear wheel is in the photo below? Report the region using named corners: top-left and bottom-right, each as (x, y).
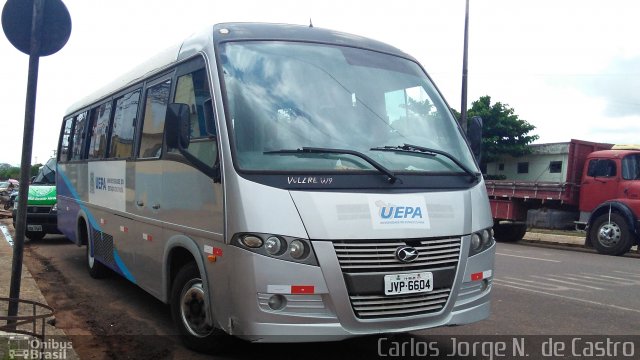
top-left (590, 213), bottom-right (633, 256)
top-left (86, 237), bottom-right (110, 278)
top-left (171, 262), bottom-right (225, 353)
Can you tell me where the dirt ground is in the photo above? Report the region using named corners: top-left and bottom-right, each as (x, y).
top-left (22, 243), bottom-right (178, 359)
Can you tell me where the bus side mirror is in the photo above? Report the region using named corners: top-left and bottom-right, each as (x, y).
top-left (468, 116), bottom-right (483, 163)
top-left (166, 103), bottom-right (191, 150)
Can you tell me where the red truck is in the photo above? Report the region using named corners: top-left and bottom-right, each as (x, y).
top-left (486, 139), bottom-right (640, 255)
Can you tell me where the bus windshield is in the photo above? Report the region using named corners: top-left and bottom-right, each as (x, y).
top-left (220, 41), bottom-right (477, 174)
top-left (33, 158), bottom-right (56, 185)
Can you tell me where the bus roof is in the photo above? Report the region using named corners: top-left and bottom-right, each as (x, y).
top-left (65, 22), bottom-right (414, 115)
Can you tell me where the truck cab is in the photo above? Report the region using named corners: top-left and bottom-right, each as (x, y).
top-left (582, 148), bottom-right (640, 255)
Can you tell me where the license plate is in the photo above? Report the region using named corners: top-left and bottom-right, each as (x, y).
top-left (384, 272), bottom-right (433, 296)
top-left (27, 225), bottom-right (42, 232)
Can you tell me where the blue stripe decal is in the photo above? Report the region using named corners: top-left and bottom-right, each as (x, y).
top-left (114, 249), bottom-right (136, 284)
top-left (58, 167), bottom-right (102, 232)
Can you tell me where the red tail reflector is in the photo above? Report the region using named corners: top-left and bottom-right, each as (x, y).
top-left (471, 272), bottom-right (483, 281)
top-left (291, 285), bottom-right (315, 294)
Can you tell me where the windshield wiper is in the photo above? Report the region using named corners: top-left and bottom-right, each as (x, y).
top-left (370, 143), bottom-right (480, 182)
top-left (264, 147), bottom-right (399, 184)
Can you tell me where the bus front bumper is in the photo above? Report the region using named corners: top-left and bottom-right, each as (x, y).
top-left (224, 240), bottom-right (494, 342)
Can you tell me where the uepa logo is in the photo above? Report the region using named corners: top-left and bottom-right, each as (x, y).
top-left (379, 205), bottom-right (423, 219)
top-left (368, 195), bottom-right (430, 229)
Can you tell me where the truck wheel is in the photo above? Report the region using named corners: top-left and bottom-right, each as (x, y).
top-left (171, 262), bottom-right (225, 353)
top-left (493, 223), bottom-right (527, 242)
top-left (25, 232), bottom-right (44, 241)
top-left (86, 238), bottom-right (110, 278)
top-left (590, 213), bottom-right (633, 256)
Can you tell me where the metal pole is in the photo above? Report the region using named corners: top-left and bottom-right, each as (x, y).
top-left (8, 0), bottom-right (44, 322)
top-left (460, 0), bottom-right (470, 134)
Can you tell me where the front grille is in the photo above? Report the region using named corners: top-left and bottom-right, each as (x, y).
top-left (27, 206), bottom-right (52, 214)
top-left (350, 289), bottom-right (451, 318)
top-left (331, 238), bottom-right (462, 319)
top-left (333, 237), bottom-right (461, 273)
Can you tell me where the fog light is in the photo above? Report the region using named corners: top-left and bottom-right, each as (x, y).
top-left (481, 279), bottom-right (489, 292)
top-left (268, 294), bottom-right (286, 310)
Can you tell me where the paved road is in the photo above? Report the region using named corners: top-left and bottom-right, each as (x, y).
top-left (425, 242), bottom-right (640, 336)
top-left (18, 235), bottom-right (640, 359)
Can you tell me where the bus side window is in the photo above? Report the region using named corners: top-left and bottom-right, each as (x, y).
top-left (139, 79), bottom-right (172, 158)
top-left (59, 117), bottom-right (74, 162)
top-left (173, 68), bottom-right (217, 165)
top-left (109, 89), bottom-right (141, 159)
top-left (87, 102), bottom-right (112, 159)
top-left (71, 111), bottom-right (89, 161)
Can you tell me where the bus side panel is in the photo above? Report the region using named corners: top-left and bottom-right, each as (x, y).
top-left (57, 163), bottom-right (90, 244)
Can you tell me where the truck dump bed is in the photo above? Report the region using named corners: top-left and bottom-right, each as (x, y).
top-left (486, 139), bottom-right (612, 221)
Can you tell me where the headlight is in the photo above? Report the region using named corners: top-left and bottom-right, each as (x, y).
top-left (265, 236), bottom-right (285, 255)
top-left (470, 233), bottom-right (482, 250)
top-left (468, 227), bottom-right (495, 257)
top-left (288, 240), bottom-right (308, 260)
top-left (232, 233), bottom-right (317, 266)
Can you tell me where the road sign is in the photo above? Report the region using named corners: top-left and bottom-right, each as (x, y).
top-left (2, 0), bottom-right (71, 56)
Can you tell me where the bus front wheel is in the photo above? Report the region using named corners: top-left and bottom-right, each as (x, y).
top-left (171, 262), bottom-right (225, 353)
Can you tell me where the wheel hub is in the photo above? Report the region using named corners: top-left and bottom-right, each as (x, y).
top-left (597, 222), bottom-right (621, 247)
top-left (180, 280), bottom-right (212, 337)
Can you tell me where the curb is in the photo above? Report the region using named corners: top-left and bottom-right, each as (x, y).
top-left (0, 220), bottom-right (80, 359)
top-left (516, 232), bottom-right (640, 259)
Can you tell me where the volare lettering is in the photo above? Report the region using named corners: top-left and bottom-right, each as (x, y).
top-left (380, 206), bottom-right (423, 219)
top-left (287, 176), bottom-right (333, 185)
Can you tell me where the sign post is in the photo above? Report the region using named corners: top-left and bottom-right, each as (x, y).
top-left (1, 0), bottom-right (71, 322)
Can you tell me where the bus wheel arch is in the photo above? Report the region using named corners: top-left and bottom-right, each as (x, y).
top-left (166, 243), bottom-right (225, 352)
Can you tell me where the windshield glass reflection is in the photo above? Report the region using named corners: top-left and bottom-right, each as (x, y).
top-left (220, 41), bottom-right (476, 174)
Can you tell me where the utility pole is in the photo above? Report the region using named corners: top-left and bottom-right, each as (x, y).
top-left (2, 0), bottom-right (71, 322)
top-left (460, 0), bottom-right (470, 134)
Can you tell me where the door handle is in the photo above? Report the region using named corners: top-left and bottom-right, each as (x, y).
top-left (136, 200), bottom-right (144, 207)
top-left (152, 204), bottom-right (161, 210)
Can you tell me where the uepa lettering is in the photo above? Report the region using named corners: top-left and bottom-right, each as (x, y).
top-left (95, 177), bottom-right (107, 190)
top-left (380, 206), bottom-right (423, 219)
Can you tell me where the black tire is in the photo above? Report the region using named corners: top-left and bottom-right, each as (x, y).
top-left (25, 232), bottom-right (45, 242)
top-left (171, 262), bottom-right (226, 353)
top-left (589, 213), bottom-right (633, 256)
top-left (86, 238), bottom-right (110, 278)
top-left (493, 223), bottom-right (527, 242)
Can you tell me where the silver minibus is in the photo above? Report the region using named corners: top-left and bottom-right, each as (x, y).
top-left (57, 23), bottom-right (495, 352)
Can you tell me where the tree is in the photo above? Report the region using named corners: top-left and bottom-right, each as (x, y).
top-left (0, 164), bottom-right (42, 181)
top-left (455, 95), bottom-right (538, 172)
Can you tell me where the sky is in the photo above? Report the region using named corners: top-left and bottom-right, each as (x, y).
top-left (1, 0), bottom-right (640, 166)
